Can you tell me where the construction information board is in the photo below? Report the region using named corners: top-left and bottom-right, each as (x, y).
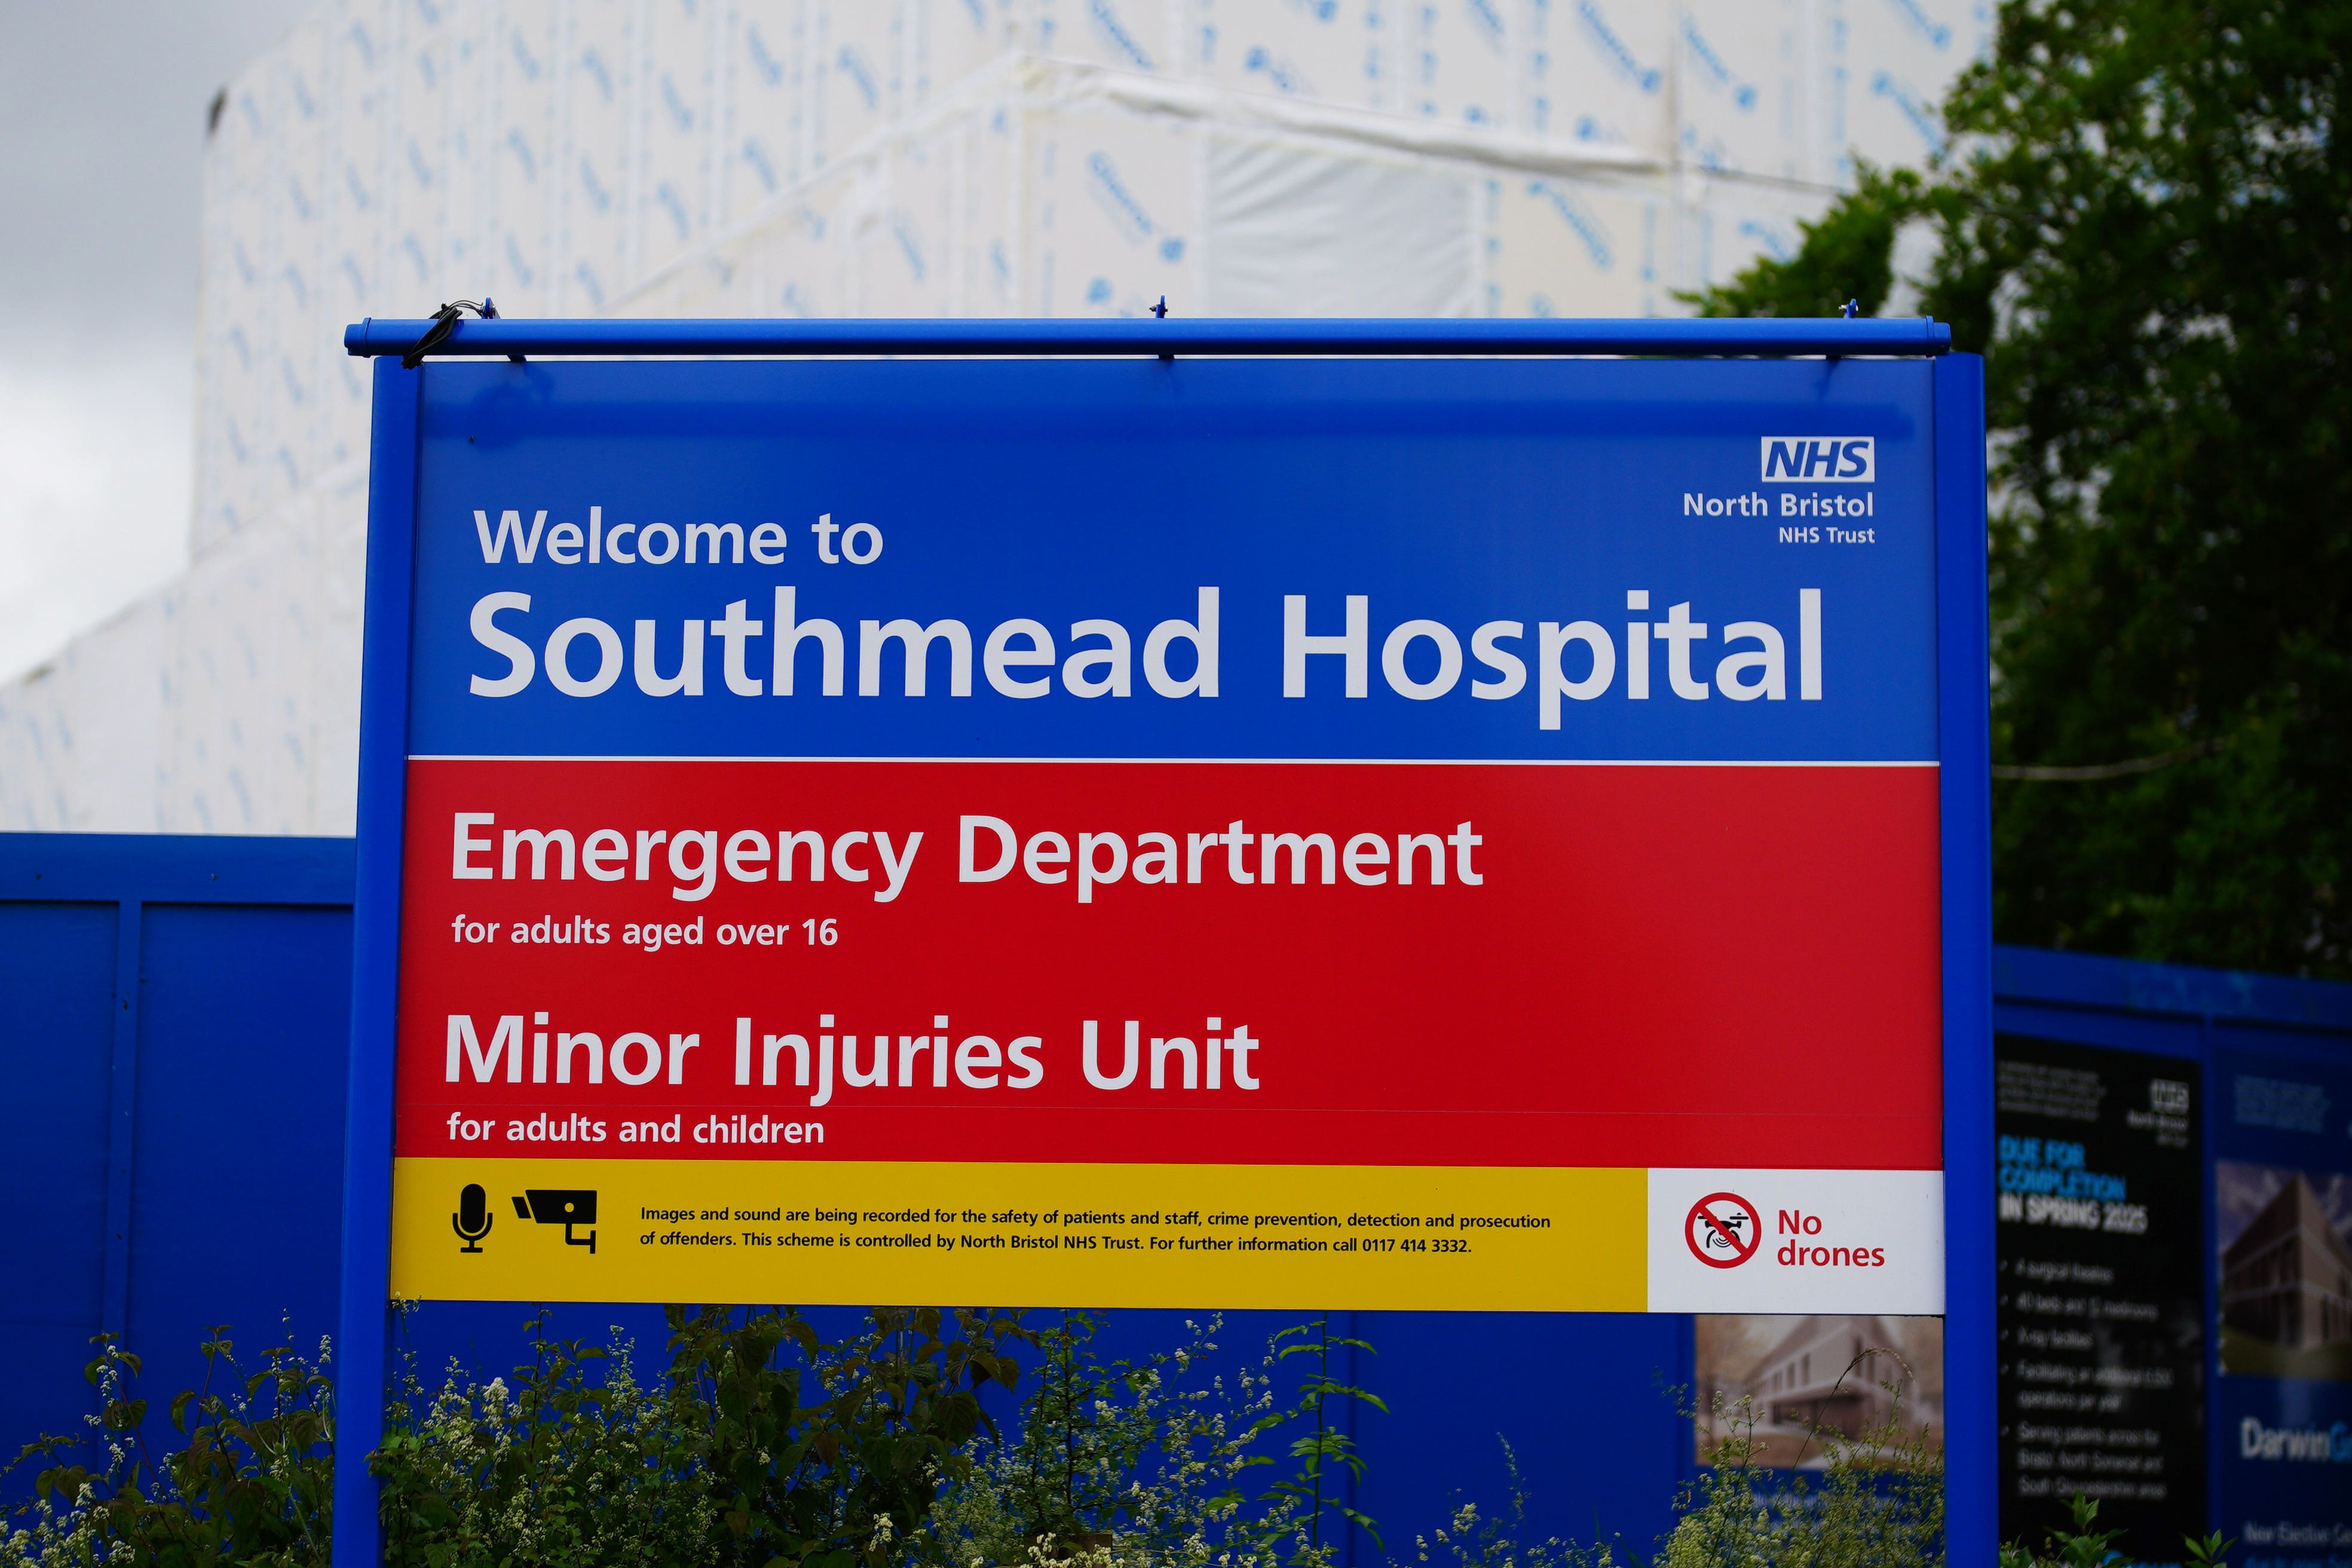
top-left (373, 354), bottom-right (1961, 1313)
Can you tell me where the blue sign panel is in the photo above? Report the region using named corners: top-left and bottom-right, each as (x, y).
top-left (406, 357), bottom-right (1938, 762)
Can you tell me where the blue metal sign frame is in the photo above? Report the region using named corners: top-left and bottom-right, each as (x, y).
top-left (342, 314), bottom-right (1954, 360)
top-left (335, 318), bottom-right (1990, 1566)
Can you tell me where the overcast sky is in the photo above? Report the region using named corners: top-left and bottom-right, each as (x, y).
top-left (0, 0), bottom-right (316, 682)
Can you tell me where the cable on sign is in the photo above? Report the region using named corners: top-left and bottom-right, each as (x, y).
top-left (400, 298), bottom-right (526, 369)
top-left (399, 301), bottom-right (474, 368)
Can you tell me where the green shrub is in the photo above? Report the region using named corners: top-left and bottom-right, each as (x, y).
top-left (374, 1304), bottom-right (1032, 1568)
top-left (372, 1311), bottom-right (714, 1567)
top-left (9, 1312), bottom-right (1998, 1568)
top-left (1998, 1492), bottom-right (2235, 1568)
top-left (1404, 1438), bottom-right (1576, 1568)
top-left (4, 1305), bottom-right (1032, 1568)
top-left (2, 1326), bottom-right (333, 1568)
top-left (924, 1312), bottom-right (1382, 1568)
top-left (1408, 1354), bottom-right (1947, 1568)
top-left (657, 1303), bottom-right (1028, 1567)
top-left (1639, 1385), bottom-right (1944, 1568)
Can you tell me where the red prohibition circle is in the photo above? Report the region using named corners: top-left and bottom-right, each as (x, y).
top-left (1685, 1191), bottom-right (1763, 1269)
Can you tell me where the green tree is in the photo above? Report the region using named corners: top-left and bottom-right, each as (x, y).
top-left (1689, 0), bottom-right (2352, 975)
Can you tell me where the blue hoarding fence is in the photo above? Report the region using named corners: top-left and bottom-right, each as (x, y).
top-left (0, 834), bottom-right (353, 1462)
top-left (1996, 945), bottom-right (2352, 1037)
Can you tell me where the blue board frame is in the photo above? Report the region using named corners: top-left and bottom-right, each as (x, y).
top-left (334, 318), bottom-right (1990, 1565)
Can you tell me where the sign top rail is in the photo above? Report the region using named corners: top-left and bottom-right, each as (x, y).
top-left (342, 316), bottom-right (1952, 361)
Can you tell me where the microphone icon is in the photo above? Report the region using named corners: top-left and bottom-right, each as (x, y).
top-left (453, 1183), bottom-right (494, 1252)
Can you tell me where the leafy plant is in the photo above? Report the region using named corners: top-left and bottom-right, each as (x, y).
top-left (919, 1309), bottom-right (1152, 1560)
top-left (2, 1325), bottom-right (334, 1568)
top-left (2001, 1492), bottom-right (2234, 1568)
top-left (660, 1303), bottom-right (1030, 1567)
top-left (2042, 1493), bottom-right (2125, 1568)
top-left (5, 1306), bottom-right (1035, 1568)
top-left (372, 1309), bottom-right (715, 1567)
top-left (1634, 1352), bottom-right (1944, 1568)
top-left (7, 1312), bottom-right (1990, 1568)
top-left (1405, 1438), bottom-right (1576, 1568)
top-left (926, 1312), bottom-right (1383, 1568)
top-left (2182, 1529), bottom-right (2236, 1568)
top-left (1260, 1318), bottom-right (1383, 1558)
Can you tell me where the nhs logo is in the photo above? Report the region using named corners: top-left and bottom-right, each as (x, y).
top-left (1760, 436), bottom-right (1874, 483)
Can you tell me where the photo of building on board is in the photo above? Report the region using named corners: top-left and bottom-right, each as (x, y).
top-left (1693, 1315), bottom-right (1945, 1468)
top-left (2218, 1163), bottom-right (2352, 1381)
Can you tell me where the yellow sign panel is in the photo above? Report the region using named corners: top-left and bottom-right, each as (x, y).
top-left (394, 1157), bottom-right (1647, 1312)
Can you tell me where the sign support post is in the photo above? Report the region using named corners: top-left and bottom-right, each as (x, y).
top-left (335, 357), bottom-right (421, 1568)
top-left (1935, 350), bottom-right (1996, 1564)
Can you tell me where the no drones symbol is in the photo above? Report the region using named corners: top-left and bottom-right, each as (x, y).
top-left (1685, 1192), bottom-right (1762, 1269)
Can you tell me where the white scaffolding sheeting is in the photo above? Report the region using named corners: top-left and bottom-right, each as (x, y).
top-left (1, 0), bottom-right (1990, 833)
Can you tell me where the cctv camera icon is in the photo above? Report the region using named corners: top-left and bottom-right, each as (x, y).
top-left (512, 1189), bottom-right (598, 1254)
